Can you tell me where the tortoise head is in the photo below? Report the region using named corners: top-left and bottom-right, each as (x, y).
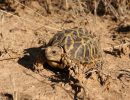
top-left (45, 46), bottom-right (64, 69)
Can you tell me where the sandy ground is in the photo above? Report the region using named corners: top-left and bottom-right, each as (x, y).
top-left (0, 0), bottom-right (130, 100)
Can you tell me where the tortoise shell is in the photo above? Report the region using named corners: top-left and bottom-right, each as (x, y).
top-left (48, 28), bottom-right (101, 64)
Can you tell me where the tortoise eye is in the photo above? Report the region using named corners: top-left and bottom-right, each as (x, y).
top-left (52, 50), bottom-right (56, 54)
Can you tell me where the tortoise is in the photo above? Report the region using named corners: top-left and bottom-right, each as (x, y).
top-left (34, 28), bottom-right (102, 77)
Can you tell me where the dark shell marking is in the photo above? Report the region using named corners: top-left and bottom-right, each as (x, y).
top-left (49, 28), bottom-right (101, 64)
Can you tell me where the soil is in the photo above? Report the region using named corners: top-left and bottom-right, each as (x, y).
top-left (0, 0), bottom-right (130, 100)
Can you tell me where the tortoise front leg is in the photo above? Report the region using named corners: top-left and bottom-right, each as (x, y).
top-left (33, 51), bottom-right (46, 72)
